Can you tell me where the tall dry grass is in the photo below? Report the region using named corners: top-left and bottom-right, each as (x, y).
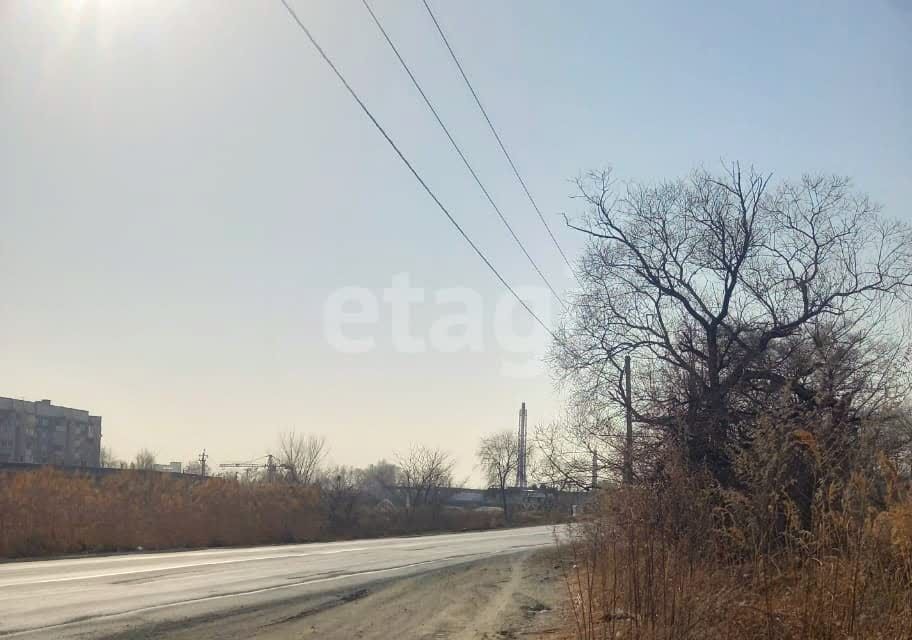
top-left (0, 468), bottom-right (551, 558)
top-left (0, 468), bottom-right (324, 557)
top-left (559, 454), bottom-right (912, 639)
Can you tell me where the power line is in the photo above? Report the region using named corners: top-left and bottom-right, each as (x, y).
top-left (360, 0), bottom-right (566, 310)
top-left (276, 0), bottom-right (562, 344)
top-left (420, 0), bottom-right (579, 279)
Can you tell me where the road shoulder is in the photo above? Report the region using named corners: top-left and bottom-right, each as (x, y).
top-left (103, 550), bottom-right (569, 640)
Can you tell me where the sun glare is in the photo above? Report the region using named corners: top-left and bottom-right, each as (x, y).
top-left (53, 0), bottom-right (177, 53)
top-left (58, 0), bottom-right (119, 51)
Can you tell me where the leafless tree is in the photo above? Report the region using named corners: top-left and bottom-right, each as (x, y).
top-left (276, 431), bottom-right (327, 485)
top-left (395, 445), bottom-right (455, 514)
top-left (317, 465), bottom-right (364, 534)
top-left (477, 431), bottom-right (519, 521)
top-left (359, 459), bottom-right (398, 502)
top-left (533, 419), bottom-right (609, 491)
top-left (555, 164), bottom-right (912, 483)
top-left (133, 448), bottom-right (157, 470)
top-left (98, 446), bottom-right (121, 469)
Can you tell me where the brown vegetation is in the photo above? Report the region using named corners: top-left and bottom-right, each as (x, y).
top-left (0, 466), bottom-right (551, 559)
top-left (560, 454), bottom-right (912, 639)
top-left (551, 165), bottom-right (912, 638)
top-left (0, 468), bottom-right (323, 557)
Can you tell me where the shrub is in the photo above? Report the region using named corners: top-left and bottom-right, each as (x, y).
top-left (558, 454), bottom-right (912, 639)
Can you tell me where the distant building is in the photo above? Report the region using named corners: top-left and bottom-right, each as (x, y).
top-left (0, 397), bottom-right (102, 467)
top-left (153, 462), bottom-right (183, 474)
top-left (447, 488), bottom-right (488, 508)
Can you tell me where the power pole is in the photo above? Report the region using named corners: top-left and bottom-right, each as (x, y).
top-left (624, 355), bottom-right (633, 484)
top-left (198, 449), bottom-right (208, 477)
top-left (266, 454), bottom-right (276, 483)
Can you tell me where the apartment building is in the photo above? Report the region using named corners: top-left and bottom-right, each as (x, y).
top-left (0, 397), bottom-right (102, 467)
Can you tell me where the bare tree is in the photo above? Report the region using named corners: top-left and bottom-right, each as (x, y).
top-left (534, 427), bottom-right (597, 492)
top-left (395, 445), bottom-right (455, 515)
top-left (359, 459), bottom-right (398, 502)
top-left (133, 448), bottom-right (157, 470)
top-left (555, 165), bottom-right (912, 483)
top-left (477, 431), bottom-right (519, 521)
top-left (317, 465), bottom-right (364, 534)
top-left (98, 446), bottom-right (121, 469)
top-left (534, 402), bottom-right (679, 490)
top-left (276, 431), bottom-right (327, 484)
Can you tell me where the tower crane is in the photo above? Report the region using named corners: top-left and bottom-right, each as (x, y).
top-left (219, 454), bottom-right (287, 483)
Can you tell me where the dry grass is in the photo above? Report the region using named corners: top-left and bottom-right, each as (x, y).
top-left (559, 460), bottom-right (912, 639)
top-left (0, 467), bottom-right (323, 557)
top-left (0, 468), bottom-right (555, 558)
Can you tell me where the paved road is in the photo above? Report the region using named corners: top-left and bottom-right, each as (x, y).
top-left (0, 526), bottom-right (555, 639)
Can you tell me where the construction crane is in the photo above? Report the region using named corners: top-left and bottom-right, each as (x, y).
top-left (219, 454), bottom-right (300, 483)
top-left (220, 454), bottom-right (284, 483)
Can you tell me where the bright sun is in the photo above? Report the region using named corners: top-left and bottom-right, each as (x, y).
top-left (55, 0), bottom-right (174, 52)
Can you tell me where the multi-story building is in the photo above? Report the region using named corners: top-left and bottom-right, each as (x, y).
top-left (0, 397), bottom-right (102, 467)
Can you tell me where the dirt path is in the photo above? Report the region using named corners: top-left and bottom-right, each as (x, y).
top-left (114, 551), bottom-right (570, 640)
top-left (449, 553), bottom-right (526, 639)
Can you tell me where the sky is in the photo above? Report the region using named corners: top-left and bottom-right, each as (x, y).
top-left (1, 0), bottom-right (910, 481)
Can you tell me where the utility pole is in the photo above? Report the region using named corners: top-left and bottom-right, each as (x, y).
top-left (266, 454), bottom-right (276, 483)
top-left (623, 355), bottom-right (634, 483)
top-left (198, 449), bottom-right (208, 477)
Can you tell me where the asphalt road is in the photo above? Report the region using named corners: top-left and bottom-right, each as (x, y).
top-left (0, 526), bottom-right (555, 639)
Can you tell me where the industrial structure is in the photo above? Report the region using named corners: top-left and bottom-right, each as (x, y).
top-left (515, 401), bottom-right (528, 488)
top-left (153, 462), bottom-right (183, 474)
top-left (0, 397), bottom-right (102, 467)
top-left (221, 454), bottom-right (279, 482)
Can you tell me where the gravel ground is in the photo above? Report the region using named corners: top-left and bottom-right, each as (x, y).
top-left (100, 550), bottom-right (570, 640)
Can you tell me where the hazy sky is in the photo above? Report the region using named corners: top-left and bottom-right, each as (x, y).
top-left (2, 0), bottom-right (910, 480)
